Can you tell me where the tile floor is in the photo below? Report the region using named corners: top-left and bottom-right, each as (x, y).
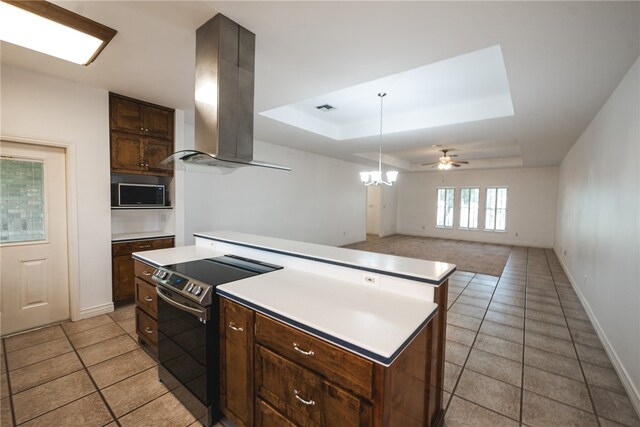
top-left (1, 247), bottom-right (638, 426)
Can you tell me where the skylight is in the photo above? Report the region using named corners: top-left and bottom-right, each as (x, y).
top-left (260, 45), bottom-right (514, 140)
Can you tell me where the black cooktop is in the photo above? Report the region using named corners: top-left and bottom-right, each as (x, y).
top-left (163, 255), bottom-right (282, 286)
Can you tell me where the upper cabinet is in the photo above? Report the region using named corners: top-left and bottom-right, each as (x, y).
top-left (109, 93), bottom-right (174, 176)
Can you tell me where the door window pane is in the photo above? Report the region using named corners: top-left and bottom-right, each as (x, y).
top-left (436, 188), bottom-right (455, 228)
top-left (460, 188), bottom-right (479, 229)
top-left (485, 187), bottom-right (507, 231)
top-left (0, 158), bottom-right (45, 243)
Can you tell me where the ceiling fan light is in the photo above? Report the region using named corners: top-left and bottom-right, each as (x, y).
top-left (386, 171), bottom-right (398, 183)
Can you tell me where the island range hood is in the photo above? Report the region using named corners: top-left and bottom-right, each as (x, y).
top-left (159, 14), bottom-right (290, 172)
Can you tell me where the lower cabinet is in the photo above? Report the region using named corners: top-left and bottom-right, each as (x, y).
top-left (112, 237), bottom-right (173, 301)
top-left (133, 259), bottom-right (161, 352)
top-left (219, 297), bottom-right (443, 427)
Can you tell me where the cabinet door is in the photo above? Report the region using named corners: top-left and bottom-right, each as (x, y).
top-left (221, 298), bottom-right (255, 427)
top-left (110, 132), bottom-right (144, 173)
top-left (256, 400), bottom-right (296, 427)
top-left (113, 253), bottom-right (135, 301)
top-left (143, 138), bottom-right (173, 175)
top-left (110, 96), bottom-right (142, 134)
top-left (142, 105), bottom-right (173, 140)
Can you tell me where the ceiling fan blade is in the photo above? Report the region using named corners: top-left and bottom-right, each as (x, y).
top-left (421, 162), bottom-right (438, 166)
top-left (449, 154), bottom-right (459, 157)
top-left (453, 160), bottom-right (469, 164)
top-left (451, 163), bottom-right (462, 167)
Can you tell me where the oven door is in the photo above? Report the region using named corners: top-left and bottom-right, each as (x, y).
top-left (156, 284), bottom-right (220, 426)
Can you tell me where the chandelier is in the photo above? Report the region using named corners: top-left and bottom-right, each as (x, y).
top-left (360, 93), bottom-right (398, 186)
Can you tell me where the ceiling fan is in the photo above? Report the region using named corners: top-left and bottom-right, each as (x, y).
top-left (422, 149), bottom-right (469, 170)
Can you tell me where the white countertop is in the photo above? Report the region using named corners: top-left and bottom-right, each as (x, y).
top-left (196, 230), bottom-right (455, 284)
top-left (217, 269), bottom-right (438, 366)
top-left (133, 245), bottom-right (223, 266)
top-left (112, 232), bottom-right (175, 242)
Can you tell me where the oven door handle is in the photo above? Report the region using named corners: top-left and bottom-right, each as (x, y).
top-left (156, 287), bottom-right (209, 321)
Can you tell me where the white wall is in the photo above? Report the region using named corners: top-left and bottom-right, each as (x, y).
top-left (380, 185), bottom-right (398, 237)
top-left (1, 65), bottom-right (112, 314)
top-left (397, 167), bottom-right (558, 247)
top-left (366, 186), bottom-right (381, 235)
top-left (182, 129), bottom-right (366, 247)
top-left (555, 57), bottom-right (640, 410)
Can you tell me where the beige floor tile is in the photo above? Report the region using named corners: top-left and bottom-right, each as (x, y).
top-left (77, 334), bottom-right (140, 367)
top-left (61, 314), bottom-right (114, 335)
top-left (4, 326), bottom-right (65, 353)
top-left (493, 288), bottom-right (526, 298)
top-left (526, 301), bottom-right (564, 316)
top-left (0, 373), bottom-right (7, 399)
top-left (445, 340), bottom-right (471, 366)
top-left (109, 304), bottom-right (136, 322)
top-left (102, 367), bottom-right (167, 417)
top-left (581, 362), bottom-right (626, 394)
top-left (523, 365), bottom-right (592, 412)
top-left (525, 331), bottom-right (576, 359)
top-left (489, 301), bottom-right (524, 317)
top-left (8, 352), bottom-right (83, 394)
top-left (118, 392), bottom-right (197, 427)
top-left (447, 311), bottom-right (482, 331)
top-left (590, 386), bottom-right (640, 427)
top-left (474, 333), bottom-right (523, 362)
top-left (443, 391), bottom-right (452, 408)
top-left (1, 397), bottom-right (13, 427)
top-left (479, 321), bottom-right (524, 344)
top-left (465, 348), bottom-right (522, 387)
top-left (598, 416), bottom-right (634, 426)
top-left (524, 346), bottom-right (583, 381)
top-left (20, 392), bottom-right (113, 427)
top-left (449, 303), bottom-right (486, 319)
top-left (566, 317), bottom-right (596, 334)
top-left (525, 308), bottom-right (566, 327)
top-left (455, 294), bottom-right (490, 309)
top-left (563, 307), bottom-right (590, 321)
top-left (522, 390), bottom-right (598, 427)
top-left (67, 322), bottom-right (126, 349)
top-left (117, 317), bottom-right (136, 333)
top-left (88, 348), bottom-right (156, 389)
top-left (12, 370), bottom-right (95, 424)
top-left (525, 318), bottom-right (572, 341)
top-left (1, 354), bottom-right (6, 374)
top-left (444, 362), bottom-right (462, 393)
top-left (446, 324), bottom-right (477, 347)
top-left (484, 310), bottom-right (524, 329)
top-left (6, 337), bottom-right (73, 371)
top-left (444, 396), bottom-right (519, 426)
top-left (575, 343), bottom-right (612, 368)
top-left (492, 294), bottom-right (525, 308)
top-left (455, 369), bottom-right (520, 420)
top-left (572, 330), bottom-right (603, 349)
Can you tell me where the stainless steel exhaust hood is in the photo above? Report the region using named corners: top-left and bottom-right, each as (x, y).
top-left (159, 14), bottom-right (290, 172)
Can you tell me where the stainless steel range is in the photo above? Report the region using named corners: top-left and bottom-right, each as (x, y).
top-left (152, 255), bottom-right (282, 426)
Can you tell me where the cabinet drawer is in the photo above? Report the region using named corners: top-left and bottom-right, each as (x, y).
top-left (113, 237), bottom-right (174, 256)
top-left (136, 307), bottom-right (158, 347)
top-left (256, 345), bottom-right (369, 427)
top-left (135, 278), bottom-right (157, 318)
top-left (255, 314), bottom-right (373, 399)
top-left (134, 260), bottom-right (156, 283)
top-left (256, 399), bottom-right (296, 427)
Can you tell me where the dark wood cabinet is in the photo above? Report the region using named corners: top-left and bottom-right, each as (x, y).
top-left (112, 237), bottom-right (173, 302)
top-left (220, 297), bottom-right (445, 427)
top-left (109, 93), bottom-right (174, 176)
top-left (221, 297), bottom-right (255, 427)
top-left (133, 257), bottom-right (167, 352)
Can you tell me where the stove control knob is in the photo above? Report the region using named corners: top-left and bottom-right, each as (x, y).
top-left (161, 271), bottom-right (169, 280)
top-left (193, 286), bottom-right (203, 296)
top-left (186, 283), bottom-right (194, 292)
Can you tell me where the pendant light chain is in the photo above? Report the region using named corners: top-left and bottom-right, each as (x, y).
top-left (359, 92), bottom-right (398, 186)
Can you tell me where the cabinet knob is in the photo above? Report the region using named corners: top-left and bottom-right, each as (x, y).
top-left (293, 389), bottom-right (316, 406)
top-left (140, 127), bottom-right (144, 131)
top-left (142, 271), bottom-right (152, 276)
top-left (293, 343), bottom-right (314, 356)
top-left (144, 296), bottom-right (153, 302)
top-left (228, 321), bottom-right (244, 332)
top-left (145, 128), bottom-right (149, 132)
top-left (144, 327), bottom-right (154, 334)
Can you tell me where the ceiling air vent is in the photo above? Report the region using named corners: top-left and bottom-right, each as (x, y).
top-left (315, 104), bottom-right (336, 112)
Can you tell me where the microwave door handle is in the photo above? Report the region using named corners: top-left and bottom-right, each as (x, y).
top-left (156, 287), bottom-right (209, 321)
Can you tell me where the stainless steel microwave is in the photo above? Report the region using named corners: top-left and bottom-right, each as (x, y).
top-left (111, 183), bottom-right (165, 207)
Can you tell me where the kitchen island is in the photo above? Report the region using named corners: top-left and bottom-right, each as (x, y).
top-left (133, 231), bottom-right (455, 427)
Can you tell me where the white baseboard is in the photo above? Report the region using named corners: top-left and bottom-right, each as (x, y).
top-left (554, 248), bottom-right (640, 417)
top-left (78, 302), bottom-right (114, 320)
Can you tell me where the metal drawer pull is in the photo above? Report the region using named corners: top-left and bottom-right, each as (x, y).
top-left (138, 244), bottom-right (152, 249)
top-left (293, 389), bottom-right (315, 406)
top-left (142, 271), bottom-right (152, 276)
top-left (144, 296), bottom-right (153, 302)
top-left (228, 322), bottom-right (244, 332)
top-left (293, 343), bottom-right (314, 356)
top-left (144, 327), bottom-right (154, 334)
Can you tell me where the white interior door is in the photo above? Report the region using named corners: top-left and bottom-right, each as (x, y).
top-left (0, 141), bottom-right (70, 335)
top-left (366, 186), bottom-right (382, 236)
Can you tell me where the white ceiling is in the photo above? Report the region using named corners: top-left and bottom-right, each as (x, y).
top-left (2, 1), bottom-right (638, 171)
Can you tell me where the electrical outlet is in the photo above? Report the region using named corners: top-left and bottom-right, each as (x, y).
top-left (362, 273), bottom-right (380, 287)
